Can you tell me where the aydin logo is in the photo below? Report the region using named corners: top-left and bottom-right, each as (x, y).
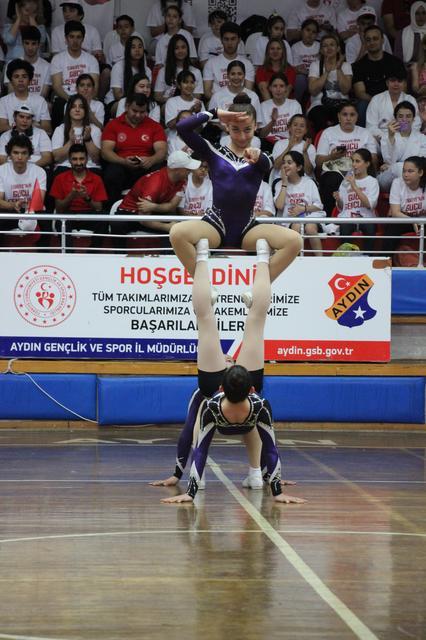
top-left (325, 273), bottom-right (376, 328)
top-left (14, 266), bottom-right (76, 327)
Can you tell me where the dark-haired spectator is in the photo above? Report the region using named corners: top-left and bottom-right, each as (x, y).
top-left (165, 70), bottom-right (203, 131)
top-left (0, 134), bottom-right (46, 233)
top-left (345, 12), bottom-right (392, 65)
top-left (352, 25), bottom-right (406, 126)
top-left (291, 19), bottom-right (320, 104)
top-left (50, 20), bottom-right (99, 127)
top-left (51, 0), bottom-right (102, 61)
top-left (52, 94), bottom-right (102, 174)
top-left (75, 73), bottom-right (104, 129)
top-left (154, 4), bottom-right (197, 67)
top-left (287, 0), bottom-right (336, 43)
top-left (147, 0), bottom-right (197, 59)
top-left (366, 71), bottom-right (421, 142)
top-left (255, 38), bottom-right (296, 101)
top-left (396, 1), bottom-right (426, 63)
top-left (198, 9), bottom-right (245, 68)
top-left (250, 15), bottom-right (293, 68)
top-left (3, 26), bottom-right (51, 98)
top-left (307, 34), bottom-right (352, 133)
top-left (337, 0), bottom-right (376, 41)
top-left (209, 61), bottom-right (262, 132)
top-left (3, 0), bottom-right (47, 62)
top-left (203, 22), bottom-right (254, 102)
top-left (379, 101), bottom-right (426, 191)
top-left (104, 35), bottom-right (150, 107)
top-left (315, 101), bottom-right (377, 214)
top-left (271, 114), bottom-right (316, 182)
top-left (49, 143), bottom-right (108, 248)
top-left (0, 59), bottom-right (51, 134)
top-left (101, 93), bottom-right (167, 207)
top-left (154, 34), bottom-right (203, 104)
top-left (259, 73), bottom-right (301, 147)
top-left (116, 74), bottom-right (160, 122)
top-left (0, 104), bottom-right (52, 168)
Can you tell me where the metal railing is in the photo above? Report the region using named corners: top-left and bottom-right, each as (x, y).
top-left (0, 213), bottom-right (425, 267)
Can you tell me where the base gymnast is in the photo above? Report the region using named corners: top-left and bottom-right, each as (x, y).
top-left (169, 100), bottom-right (303, 294)
top-left (159, 238), bottom-right (306, 505)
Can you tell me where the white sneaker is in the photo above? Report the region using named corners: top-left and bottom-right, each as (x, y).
top-left (241, 291), bottom-right (253, 308)
top-left (242, 475), bottom-right (264, 489)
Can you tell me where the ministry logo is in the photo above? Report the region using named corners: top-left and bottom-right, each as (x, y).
top-left (325, 273), bottom-right (377, 328)
top-left (14, 266), bottom-right (76, 327)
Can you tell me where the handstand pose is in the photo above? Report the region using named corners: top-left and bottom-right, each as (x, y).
top-left (169, 102), bottom-right (302, 286)
top-left (160, 238), bottom-right (305, 505)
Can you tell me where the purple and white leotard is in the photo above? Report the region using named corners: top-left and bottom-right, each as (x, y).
top-left (176, 111), bottom-right (272, 246)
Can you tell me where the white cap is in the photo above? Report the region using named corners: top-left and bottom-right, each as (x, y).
top-left (357, 7), bottom-right (376, 18)
top-left (14, 104), bottom-right (34, 116)
top-left (60, 0), bottom-right (83, 7)
top-left (167, 150), bottom-right (201, 170)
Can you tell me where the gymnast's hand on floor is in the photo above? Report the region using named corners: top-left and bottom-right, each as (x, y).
top-left (150, 475), bottom-right (180, 486)
top-left (274, 494), bottom-right (306, 504)
top-left (161, 493), bottom-right (194, 504)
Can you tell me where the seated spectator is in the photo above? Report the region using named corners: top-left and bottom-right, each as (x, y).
top-left (253, 179), bottom-right (275, 217)
top-left (50, 21), bottom-right (99, 128)
top-left (410, 33), bottom-right (426, 97)
top-left (154, 34), bottom-right (203, 105)
top-left (382, 0), bottom-right (417, 44)
top-left (116, 74), bottom-right (161, 122)
top-left (291, 19), bottom-right (320, 105)
top-left (0, 59), bottom-right (51, 134)
top-left (255, 38), bottom-right (296, 101)
top-left (287, 0), bottom-right (336, 43)
top-left (198, 9), bottom-right (245, 69)
top-left (345, 12), bottom-right (392, 65)
top-left (105, 35), bottom-right (151, 108)
top-left (6, 0), bottom-right (51, 28)
top-left (316, 101), bottom-right (377, 214)
top-left (273, 150), bottom-right (325, 256)
top-left (337, 0), bottom-right (376, 41)
top-left (259, 73), bottom-right (301, 149)
top-left (382, 156), bottom-right (426, 262)
top-left (251, 15), bottom-right (293, 68)
top-left (75, 73), bottom-right (104, 129)
top-left (352, 25), bottom-right (406, 126)
top-left (51, 0), bottom-right (102, 61)
top-left (203, 22), bottom-right (254, 102)
top-left (395, 1), bottom-right (426, 63)
top-left (154, 4), bottom-right (197, 68)
top-left (165, 70), bottom-right (203, 131)
top-left (178, 158), bottom-right (212, 216)
top-left (0, 134), bottom-right (46, 234)
top-left (111, 149), bottom-right (199, 249)
top-left (379, 102), bottom-right (426, 190)
top-left (3, 26), bottom-right (51, 99)
top-left (49, 142), bottom-right (108, 248)
top-left (100, 14), bottom-right (142, 102)
top-left (146, 0), bottom-right (196, 59)
top-left (333, 148), bottom-right (379, 254)
top-left (366, 70), bottom-right (421, 143)
top-left (167, 109), bottom-right (194, 154)
top-left (271, 114), bottom-right (316, 181)
top-left (0, 104), bottom-right (52, 168)
top-left (101, 93), bottom-right (167, 208)
top-left (2, 0), bottom-right (47, 62)
top-left (418, 95), bottom-right (426, 132)
top-left (307, 34), bottom-right (352, 133)
top-left (52, 94), bottom-right (102, 174)
top-left (209, 62), bottom-right (262, 135)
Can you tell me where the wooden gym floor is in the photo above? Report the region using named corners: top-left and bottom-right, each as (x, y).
top-left (0, 427), bottom-right (425, 640)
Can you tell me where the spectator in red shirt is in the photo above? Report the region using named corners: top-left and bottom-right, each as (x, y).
top-left (112, 149), bottom-right (201, 250)
top-left (49, 142), bottom-right (108, 248)
top-left (101, 92), bottom-right (167, 207)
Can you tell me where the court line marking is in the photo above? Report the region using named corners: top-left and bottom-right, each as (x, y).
top-left (208, 455), bottom-right (379, 640)
top-left (0, 635), bottom-right (67, 640)
top-left (1, 528), bottom-right (426, 546)
top-left (0, 478), bottom-right (425, 484)
top-left (298, 450), bottom-right (424, 535)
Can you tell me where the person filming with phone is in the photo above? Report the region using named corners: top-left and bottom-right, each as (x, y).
top-left (101, 93), bottom-right (167, 208)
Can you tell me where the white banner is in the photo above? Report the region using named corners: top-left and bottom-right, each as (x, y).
top-left (0, 254), bottom-right (391, 361)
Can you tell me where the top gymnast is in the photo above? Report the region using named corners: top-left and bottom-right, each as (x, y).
top-left (169, 101), bottom-right (302, 282)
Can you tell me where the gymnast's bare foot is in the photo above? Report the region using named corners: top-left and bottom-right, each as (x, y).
top-left (150, 475), bottom-right (179, 486)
